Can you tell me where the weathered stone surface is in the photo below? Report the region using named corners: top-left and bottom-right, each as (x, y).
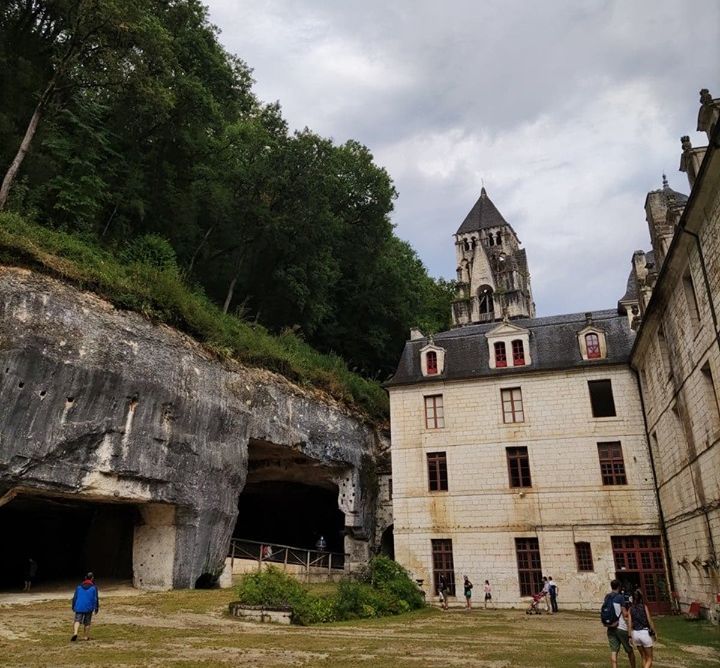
top-left (0, 267), bottom-right (382, 588)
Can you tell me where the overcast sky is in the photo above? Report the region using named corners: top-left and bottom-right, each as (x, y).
top-left (206, 0), bottom-right (719, 317)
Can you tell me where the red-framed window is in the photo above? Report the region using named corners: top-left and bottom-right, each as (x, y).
top-left (494, 341), bottom-right (507, 367)
top-left (506, 447), bottom-right (532, 488)
top-left (427, 452), bottom-right (449, 491)
top-left (586, 333), bottom-right (601, 359)
top-left (501, 387), bottom-right (524, 423)
top-left (515, 537), bottom-right (542, 597)
top-left (575, 542), bottom-right (594, 571)
top-left (598, 442), bottom-right (627, 485)
top-left (424, 395), bottom-right (445, 429)
top-left (426, 351), bottom-right (438, 375)
top-left (512, 339), bottom-right (525, 366)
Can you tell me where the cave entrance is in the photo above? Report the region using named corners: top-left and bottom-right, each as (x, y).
top-left (0, 493), bottom-right (137, 590)
top-left (233, 440), bottom-right (346, 555)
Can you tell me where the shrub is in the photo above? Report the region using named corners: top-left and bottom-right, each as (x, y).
top-left (121, 234), bottom-right (179, 273)
top-left (367, 555), bottom-right (425, 611)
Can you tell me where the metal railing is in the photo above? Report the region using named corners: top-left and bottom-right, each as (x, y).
top-left (228, 538), bottom-right (346, 574)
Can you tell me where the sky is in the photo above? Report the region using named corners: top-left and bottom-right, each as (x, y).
top-left (205, 0), bottom-right (720, 316)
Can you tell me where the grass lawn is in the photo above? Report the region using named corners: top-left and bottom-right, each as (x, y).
top-left (0, 587), bottom-right (718, 667)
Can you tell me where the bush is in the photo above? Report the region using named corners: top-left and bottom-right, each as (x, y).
top-left (121, 234), bottom-right (179, 273)
top-left (234, 558), bottom-right (426, 625)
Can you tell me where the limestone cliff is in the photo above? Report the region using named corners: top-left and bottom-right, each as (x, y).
top-left (0, 267), bottom-right (383, 589)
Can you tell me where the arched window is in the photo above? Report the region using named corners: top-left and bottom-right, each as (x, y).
top-left (586, 333), bottom-right (601, 359)
top-left (464, 239), bottom-right (470, 251)
top-left (426, 351), bottom-right (438, 375)
top-left (496, 231), bottom-right (502, 245)
top-left (494, 342), bottom-right (507, 368)
top-left (488, 234), bottom-right (495, 246)
top-left (478, 287), bottom-right (494, 315)
top-left (512, 340), bottom-right (525, 366)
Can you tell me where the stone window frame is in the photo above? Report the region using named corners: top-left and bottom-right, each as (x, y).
top-left (511, 339), bottom-right (526, 366)
top-left (501, 387), bottom-right (524, 423)
top-left (494, 341), bottom-right (508, 367)
top-left (597, 442), bottom-right (627, 485)
top-left (420, 343), bottom-right (446, 377)
top-left (424, 394), bottom-right (445, 429)
top-left (486, 323), bottom-right (532, 370)
top-left (587, 379), bottom-right (617, 418)
top-left (575, 542), bottom-right (594, 571)
top-left (577, 325), bottom-right (607, 361)
top-left (427, 451), bottom-right (449, 492)
top-left (515, 537), bottom-right (542, 597)
top-left (431, 538), bottom-right (456, 596)
top-left (506, 446), bottom-right (532, 488)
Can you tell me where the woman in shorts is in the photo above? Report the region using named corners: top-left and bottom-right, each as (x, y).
top-left (463, 575), bottom-right (473, 609)
top-left (483, 580), bottom-right (493, 609)
top-left (630, 589), bottom-right (657, 668)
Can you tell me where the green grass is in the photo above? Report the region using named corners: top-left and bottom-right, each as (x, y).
top-left (1, 588), bottom-right (718, 667)
top-left (0, 212), bottom-right (388, 420)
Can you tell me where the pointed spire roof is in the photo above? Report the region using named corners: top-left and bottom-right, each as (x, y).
top-left (456, 187), bottom-right (513, 235)
top-left (661, 174), bottom-right (688, 204)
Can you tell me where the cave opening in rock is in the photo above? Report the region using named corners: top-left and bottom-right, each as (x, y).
top-left (233, 440), bottom-right (346, 554)
top-left (0, 494), bottom-right (137, 589)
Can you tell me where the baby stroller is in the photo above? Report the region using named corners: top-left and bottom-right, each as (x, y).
top-left (526, 591), bottom-right (546, 614)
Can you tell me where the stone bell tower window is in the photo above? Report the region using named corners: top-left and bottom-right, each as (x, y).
top-left (585, 333), bottom-right (601, 359)
top-left (479, 287), bottom-right (494, 315)
top-left (426, 351), bottom-right (438, 375)
top-left (494, 342), bottom-right (507, 368)
top-left (512, 340), bottom-right (525, 366)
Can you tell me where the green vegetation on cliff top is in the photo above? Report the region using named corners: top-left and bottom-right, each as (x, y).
top-left (0, 212), bottom-right (389, 420)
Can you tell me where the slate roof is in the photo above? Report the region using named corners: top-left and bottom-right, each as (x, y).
top-left (456, 187), bottom-right (516, 235)
top-left (386, 309), bottom-right (633, 387)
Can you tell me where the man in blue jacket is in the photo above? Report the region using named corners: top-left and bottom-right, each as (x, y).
top-left (71, 572), bottom-right (99, 641)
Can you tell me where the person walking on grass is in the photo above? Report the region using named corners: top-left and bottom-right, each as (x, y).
top-left (483, 580), bottom-right (493, 609)
top-left (71, 572), bottom-right (99, 642)
top-left (602, 579), bottom-right (636, 668)
top-left (629, 589), bottom-right (656, 668)
top-left (463, 575), bottom-right (473, 609)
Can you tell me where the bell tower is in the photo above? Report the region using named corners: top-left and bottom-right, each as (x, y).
top-left (451, 187), bottom-right (535, 326)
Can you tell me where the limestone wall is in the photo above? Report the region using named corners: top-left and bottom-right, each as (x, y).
top-left (632, 132), bottom-right (720, 620)
top-left (389, 365), bottom-right (661, 609)
top-left (0, 268), bottom-right (380, 588)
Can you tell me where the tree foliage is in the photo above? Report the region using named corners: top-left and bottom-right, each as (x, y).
top-left (0, 0), bottom-right (451, 377)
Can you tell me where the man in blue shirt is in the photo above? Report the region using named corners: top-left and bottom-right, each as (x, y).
top-left (71, 572), bottom-right (99, 642)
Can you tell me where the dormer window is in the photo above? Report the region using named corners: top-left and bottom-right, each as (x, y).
top-left (586, 333), bottom-right (601, 359)
top-left (420, 343), bottom-right (446, 377)
top-left (427, 351), bottom-right (438, 375)
top-left (512, 340), bottom-right (525, 366)
top-left (494, 342), bottom-right (507, 368)
top-left (578, 325), bottom-right (607, 361)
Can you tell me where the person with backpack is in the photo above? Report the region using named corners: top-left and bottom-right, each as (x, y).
top-left (548, 576), bottom-right (559, 613)
top-left (629, 589), bottom-right (656, 668)
top-left (601, 579), bottom-right (636, 668)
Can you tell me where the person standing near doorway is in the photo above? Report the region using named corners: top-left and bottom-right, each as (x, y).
top-left (437, 574), bottom-right (449, 610)
top-left (71, 572), bottom-right (99, 642)
top-left (23, 557), bottom-right (37, 592)
top-left (548, 576), bottom-right (559, 613)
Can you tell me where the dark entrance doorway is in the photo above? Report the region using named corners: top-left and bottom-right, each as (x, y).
top-left (380, 524), bottom-right (394, 560)
top-left (233, 440), bottom-right (346, 554)
top-left (0, 494), bottom-right (137, 589)
top-left (612, 535), bottom-right (671, 614)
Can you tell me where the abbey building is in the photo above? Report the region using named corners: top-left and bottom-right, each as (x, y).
top-left (386, 89), bottom-right (720, 621)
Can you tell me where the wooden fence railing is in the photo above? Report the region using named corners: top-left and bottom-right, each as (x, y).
top-left (228, 538), bottom-right (346, 574)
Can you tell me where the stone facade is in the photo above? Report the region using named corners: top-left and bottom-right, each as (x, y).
top-left (388, 314), bottom-right (662, 609)
top-left (628, 90), bottom-right (720, 621)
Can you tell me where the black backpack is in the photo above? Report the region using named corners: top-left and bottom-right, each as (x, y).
top-left (600, 593), bottom-right (619, 627)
